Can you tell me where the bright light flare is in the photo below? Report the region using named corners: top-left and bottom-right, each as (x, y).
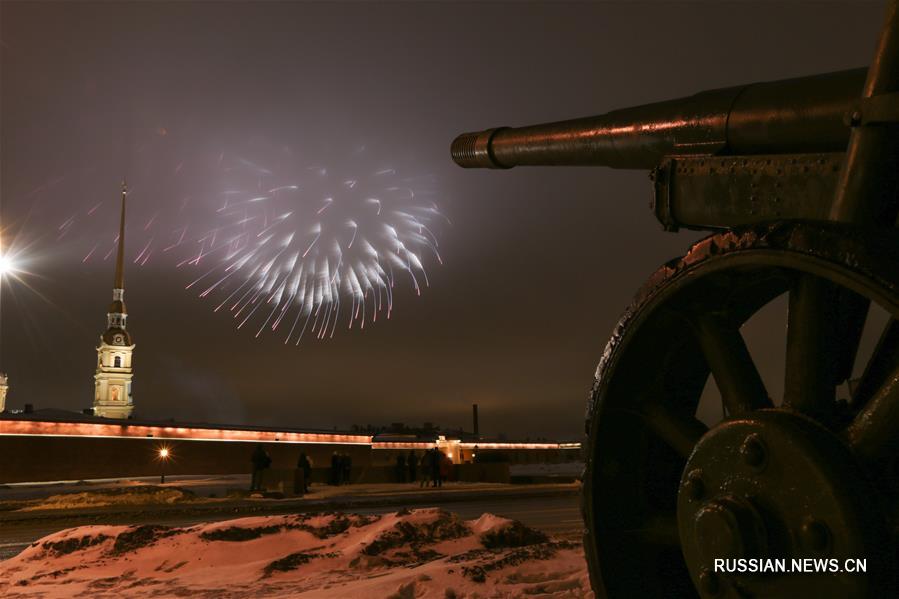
top-left (0, 233), bottom-right (45, 299)
top-left (0, 254), bottom-right (14, 276)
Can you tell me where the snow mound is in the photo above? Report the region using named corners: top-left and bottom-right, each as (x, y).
top-left (0, 507), bottom-right (592, 598)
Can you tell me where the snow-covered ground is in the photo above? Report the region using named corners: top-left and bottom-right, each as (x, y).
top-left (14, 486), bottom-right (201, 512)
top-left (0, 508), bottom-right (592, 598)
top-left (509, 462), bottom-right (584, 477)
top-left (1, 480), bottom-right (577, 514)
top-left (0, 475), bottom-right (245, 503)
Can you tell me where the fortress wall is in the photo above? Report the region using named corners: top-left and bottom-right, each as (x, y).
top-left (0, 434), bottom-right (371, 484)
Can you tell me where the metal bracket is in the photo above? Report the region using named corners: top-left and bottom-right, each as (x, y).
top-left (845, 91), bottom-right (899, 126)
top-left (650, 162), bottom-right (679, 232)
top-left (652, 153), bottom-right (843, 231)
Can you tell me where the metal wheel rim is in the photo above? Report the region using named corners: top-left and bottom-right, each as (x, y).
top-left (583, 221), bottom-right (899, 598)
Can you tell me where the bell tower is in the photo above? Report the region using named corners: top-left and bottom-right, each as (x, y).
top-left (93, 181), bottom-right (135, 419)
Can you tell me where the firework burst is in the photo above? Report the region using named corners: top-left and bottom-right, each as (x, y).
top-left (183, 146), bottom-right (445, 343)
top-left (29, 129), bottom-right (446, 344)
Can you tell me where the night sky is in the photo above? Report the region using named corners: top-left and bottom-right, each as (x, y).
top-left (0, 1), bottom-right (887, 439)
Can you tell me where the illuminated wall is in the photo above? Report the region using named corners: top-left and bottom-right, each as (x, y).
top-left (0, 418), bottom-right (581, 483)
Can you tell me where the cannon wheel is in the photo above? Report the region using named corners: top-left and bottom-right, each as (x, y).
top-left (582, 221), bottom-right (899, 598)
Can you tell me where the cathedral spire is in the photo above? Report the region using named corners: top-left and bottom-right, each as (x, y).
top-left (114, 179), bottom-right (127, 291)
top-left (94, 180), bottom-right (135, 419)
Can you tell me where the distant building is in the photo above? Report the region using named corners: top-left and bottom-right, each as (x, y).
top-left (0, 372), bottom-right (7, 412)
top-left (93, 182), bottom-right (135, 419)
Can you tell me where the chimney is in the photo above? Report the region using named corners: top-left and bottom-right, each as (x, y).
top-left (472, 404), bottom-right (479, 438)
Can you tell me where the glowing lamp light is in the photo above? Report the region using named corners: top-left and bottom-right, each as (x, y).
top-left (156, 446), bottom-right (172, 484)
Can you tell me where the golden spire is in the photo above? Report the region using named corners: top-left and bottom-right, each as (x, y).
top-left (114, 179), bottom-right (127, 290)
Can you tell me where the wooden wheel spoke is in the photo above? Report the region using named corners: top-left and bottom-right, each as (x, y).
top-left (784, 274), bottom-right (838, 418)
top-left (693, 314), bottom-right (771, 415)
top-left (640, 402), bottom-right (707, 459)
top-left (846, 357), bottom-right (899, 463)
top-left (852, 319), bottom-right (899, 409)
top-left (832, 290), bottom-right (871, 385)
top-left (617, 513), bottom-right (680, 547)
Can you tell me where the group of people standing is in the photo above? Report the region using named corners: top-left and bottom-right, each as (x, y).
top-left (330, 451), bottom-right (353, 485)
top-left (252, 445), bottom-right (455, 493)
top-left (296, 452), bottom-right (312, 494)
top-left (251, 445), bottom-right (316, 494)
top-left (250, 444), bottom-right (273, 492)
top-left (421, 447), bottom-right (452, 487)
top-left (395, 448), bottom-right (451, 487)
top-left (394, 450), bottom-right (419, 483)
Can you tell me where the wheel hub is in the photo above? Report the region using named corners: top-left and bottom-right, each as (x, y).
top-left (693, 496), bottom-right (767, 564)
top-left (678, 410), bottom-right (888, 597)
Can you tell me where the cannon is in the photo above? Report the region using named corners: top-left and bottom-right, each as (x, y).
top-left (452, 3), bottom-right (899, 598)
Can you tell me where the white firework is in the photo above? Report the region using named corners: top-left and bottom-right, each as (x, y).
top-left (184, 146), bottom-right (444, 343)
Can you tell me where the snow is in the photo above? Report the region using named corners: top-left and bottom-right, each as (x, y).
top-left (509, 462), bottom-right (584, 477)
top-left (17, 487), bottom-right (199, 511)
top-left (0, 508), bottom-right (593, 598)
top-left (2, 477), bottom-right (572, 512)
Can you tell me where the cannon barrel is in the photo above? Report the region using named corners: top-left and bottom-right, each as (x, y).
top-left (451, 68), bottom-right (866, 170)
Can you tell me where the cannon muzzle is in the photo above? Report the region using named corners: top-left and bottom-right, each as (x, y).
top-left (452, 68), bottom-right (865, 171)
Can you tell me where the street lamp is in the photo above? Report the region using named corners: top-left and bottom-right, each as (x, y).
top-left (157, 446), bottom-right (171, 484)
top-left (0, 247), bottom-right (16, 409)
top-left (0, 235), bottom-right (32, 406)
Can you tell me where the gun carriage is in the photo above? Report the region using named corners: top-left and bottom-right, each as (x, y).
top-left (452, 3), bottom-right (899, 598)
